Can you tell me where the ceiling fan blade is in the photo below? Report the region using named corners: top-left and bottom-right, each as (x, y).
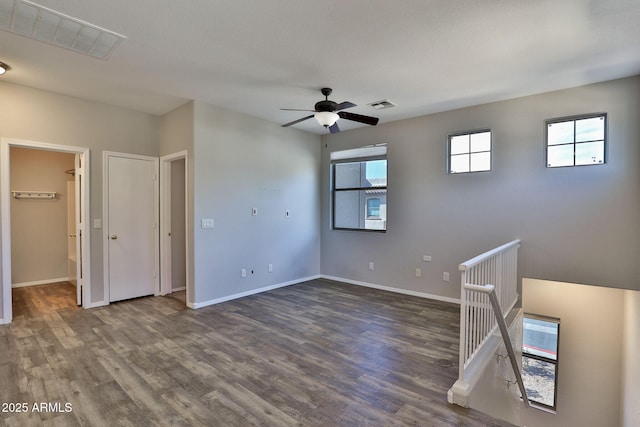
top-left (282, 115), bottom-right (314, 127)
top-left (281, 108), bottom-right (316, 112)
top-left (336, 101), bottom-right (356, 111)
top-left (338, 111), bottom-right (379, 126)
top-left (329, 122), bottom-right (340, 134)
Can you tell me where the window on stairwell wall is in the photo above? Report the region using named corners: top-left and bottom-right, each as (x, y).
top-left (447, 129), bottom-right (492, 174)
top-left (331, 144), bottom-right (387, 232)
top-left (522, 314), bottom-right (560, 411)
top-left (545, 113), bottom-right (606, 167)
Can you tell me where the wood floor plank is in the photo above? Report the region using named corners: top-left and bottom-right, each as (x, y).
top-left (1, 280), bottom-right (515, 426)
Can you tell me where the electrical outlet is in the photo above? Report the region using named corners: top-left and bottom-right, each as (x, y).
top-left (443, 272), bottom-right (450, 282)
top-left (201, 218), bottom-right (214, 229)
top-left (415, 268), bottom-right (422, 278)
top-left (241, 268), bottom-right (247, 278)
top-left (369, 262), bottom-right (374, 271)
top-left (268, 263), bottom-right (273, 273)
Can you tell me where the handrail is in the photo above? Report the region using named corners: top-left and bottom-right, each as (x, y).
top-left (459, 240), bottom-right (520, 271)
top-left (464, 283), bottom-right (529, 408)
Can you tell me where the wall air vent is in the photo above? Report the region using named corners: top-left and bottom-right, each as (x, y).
top-left (0, 0), bottom-right (126, 59)
top-left (368, 99), bottom-right (396, 110)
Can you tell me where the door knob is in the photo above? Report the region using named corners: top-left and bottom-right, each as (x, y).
top-left (110, 234), bottom-right (118, 240)
top-left (69, 233), bottom-right (77, 237)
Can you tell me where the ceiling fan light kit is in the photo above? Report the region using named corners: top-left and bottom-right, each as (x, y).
top-left (314, 111), bottom-right (339, 127)
top-left (0, 62), bottom-right (9, 75)
top-left (281, 87), bottom-right (379, 133)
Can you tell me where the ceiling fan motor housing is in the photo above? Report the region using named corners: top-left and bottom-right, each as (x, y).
top-left (315, 99), bottom-right (338, 112)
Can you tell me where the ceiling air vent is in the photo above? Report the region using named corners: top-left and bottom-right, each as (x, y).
top-left (368, 99), bottom-right (396, 110)
top-left (0, 0), bottom-right (126, 59)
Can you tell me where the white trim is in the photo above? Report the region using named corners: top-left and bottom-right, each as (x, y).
top-left (320, 275), bottom-right (462, 304)
top-left (1, 138), bottom-right (91, 324)
top-left (170, 286), bottom-right (186, 292)
top-left (12, 277), bottom-right (70, 288)
top-left (189, 275), bottom-right (321, 309)
top-left (103, 151), bottom-right (160, 304)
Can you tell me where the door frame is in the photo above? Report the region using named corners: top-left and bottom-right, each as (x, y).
top-left (1, 138), bottom-right (91, 324)
top-left (102, 151), bottom-right (159, 303)
top-left (160, 151), bottom-right (189, 300)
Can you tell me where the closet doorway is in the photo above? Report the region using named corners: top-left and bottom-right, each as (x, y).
top-left (1, 138), bottom-right (90, 323)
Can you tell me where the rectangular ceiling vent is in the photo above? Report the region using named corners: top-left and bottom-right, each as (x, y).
top-left (0, 0), bottom-right (126, 59)
top-left (368, 99), bottom-right (396, 110)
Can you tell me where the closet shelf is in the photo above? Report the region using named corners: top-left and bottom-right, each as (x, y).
top-left (12, 191), bottom-right (57, 200)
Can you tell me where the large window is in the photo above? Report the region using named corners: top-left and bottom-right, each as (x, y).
top-left (546, 113), bottom-right (606, 167)
top-left (448, 129), bottom-right (491, 174)
top-left (522, 314), bottom-right (560, 410)
top-left (331, 145), bottom-right (387, 231)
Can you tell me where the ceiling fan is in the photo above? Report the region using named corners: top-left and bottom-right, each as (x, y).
top-left (281, 88), bottom-right (379, 133)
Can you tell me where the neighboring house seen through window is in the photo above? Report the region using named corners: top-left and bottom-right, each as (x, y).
top-left (331, 144), bottom-right (387, 231)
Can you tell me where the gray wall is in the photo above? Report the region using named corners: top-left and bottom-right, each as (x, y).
top-left (0, 81), bottom-right (160, 316)
top-left (192, 101), bottom-right (321, 304)
top-left (321, 76), bottom-right (640, 300)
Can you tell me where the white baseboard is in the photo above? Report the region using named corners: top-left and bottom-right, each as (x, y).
top-left (189, 275), bottom-right (322, 309)
top-left (170, 286), bottom-right (186, 292)
top-left (320, 275), bottom-right (461, 305)
top-left (0, 316), bottom-right (9, 325)
top-left (12, 277), bottom-right (70, 288)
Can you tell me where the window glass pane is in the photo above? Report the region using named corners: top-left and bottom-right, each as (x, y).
top-left (523, 318), bottom-right (558, 360)
top-left (450, 135), bottom-right (469, 155)
top-left (522, 357), bottom-right (557, 407)
top-left (470, 131), bottom-right (491, 152)
top-left (450, 154), bottom-right (469, 173)
top-left (365, 191), bottom-right (386, 230)
top-left (334, 190), bottom-right (362, 229)
top-left (335, 162), bottom-right (363, 189)
top-left (575, 141), bottom-right (604, 165)
top-left (367, 198), bottom-right (380, 218)
top-left (365, 160), bottom-right (387, 187)
top-left (576, 116), bottom-right (605, 142)
top-left (547, 144), bottom-right (574, 167)
top-left (470, 152), bottom-right (491, 172)
top-left (548, 121), bottom-right (574, 145)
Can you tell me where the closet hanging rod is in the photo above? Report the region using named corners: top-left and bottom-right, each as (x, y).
top-left (12, 191), bottom-right (56, 199)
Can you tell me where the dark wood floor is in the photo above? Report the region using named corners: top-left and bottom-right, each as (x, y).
top-left (2, 280), bottom-right (513, 426)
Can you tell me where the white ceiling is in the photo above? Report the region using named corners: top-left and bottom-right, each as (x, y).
top-left (2, 0), bottom-right (640, 134)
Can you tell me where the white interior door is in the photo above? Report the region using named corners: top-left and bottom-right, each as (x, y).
top-left (67, 181), bottom-right (77, 285)
top-left (106, 153), bottom-right (158, 302)
top-left (74, 154), bottom-right (84, 306)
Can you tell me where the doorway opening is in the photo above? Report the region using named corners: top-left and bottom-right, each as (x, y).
top-left (160, 151), bottom-right (188, 306)
top-left (1, 138), bottom-right (91, 324)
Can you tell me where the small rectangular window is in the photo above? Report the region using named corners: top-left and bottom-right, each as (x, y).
top-left (448, 130), bottom-right (491, 174)
top-left (546, 114), bottom-right (606, 167)
top-left (331, 145), bottom-right (387, 232)
top-left (522, 314), bottom-right (560, 410)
